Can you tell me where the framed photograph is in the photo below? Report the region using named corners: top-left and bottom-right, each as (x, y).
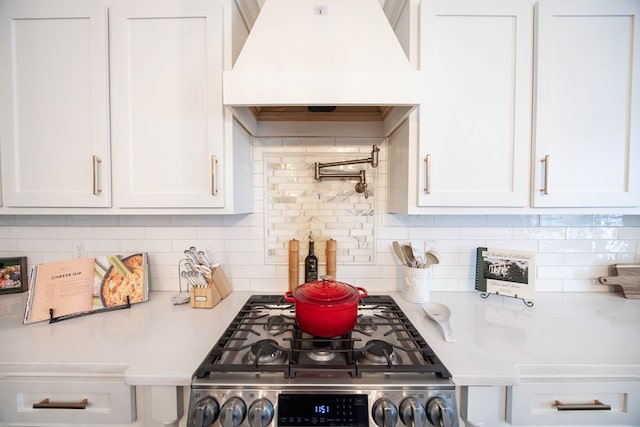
top-left (0, 257), bottom-right (28, 294)
top-left (475, 247), bottom-right (536, 303)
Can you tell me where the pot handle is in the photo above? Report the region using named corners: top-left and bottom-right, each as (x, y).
top-left (356, 287), bottom-right (368, 299)
top-left (283, 291), bottom-right (296, 303)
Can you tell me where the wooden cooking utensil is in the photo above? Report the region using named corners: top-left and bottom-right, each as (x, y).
top-left (598, 264), bottom-right (640, 298)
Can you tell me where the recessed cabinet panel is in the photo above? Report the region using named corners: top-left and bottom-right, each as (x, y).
top-left (507, 381), bottom-right (640, 425)
top-left (0, 376), bottom-right (135, 424)
top-left (0, 0), bottom-right (110, 207)
top-left (419, 0), bottom-right (532, 207)
top-left (110, 1), bottom-right (225, 208)
top-left (533, 0), bottom-right (640, 207)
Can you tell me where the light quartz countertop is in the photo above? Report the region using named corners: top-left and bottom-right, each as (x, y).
top-left (1, 291), bottom-right (639, 386)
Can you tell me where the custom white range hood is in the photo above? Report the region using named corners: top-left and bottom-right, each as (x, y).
top-left (224, 0), bottom-right (420, 130)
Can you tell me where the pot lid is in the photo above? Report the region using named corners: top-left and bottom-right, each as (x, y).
top-left (294, 279), bottom-right (360, 305)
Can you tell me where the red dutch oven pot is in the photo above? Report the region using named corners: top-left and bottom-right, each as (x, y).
top-left (284, 278), bottom-right (368, 337)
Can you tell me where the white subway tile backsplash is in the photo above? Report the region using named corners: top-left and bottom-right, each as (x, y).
top-left (0, 140), bottom-right (638, 295)
top-left (538, 240), bottom-right (592, 253)
top-left (486, 215), bottom-right (540, 227)
top-left (512, 227), bottom-right (566, 240)
top-left (16, 216), bottom-right (68, 226)
top-left (566, 227), bottom-right (618, 240)
top-left (120, 239), bottom-right (172, 253)
top-left (592, 215), bottom-right (625, 226)
top-left (18, 239), bottom-right (70, 252)
top-left (460, 227), bottom-right (514, 239)
top-left (0, 240), bottom-right (19, 252)
top-left (619, 227), bottom-right (640, 239)
top-left (94, 227), bottom-right (146, 239)
top-left (0, 227), bottom-right (43, 239)
top-left (590, 240), bottom-right (631, 253)
top-left (41, 226), bottom-right (93, 239)
top-left (434, 215), bottom-right (489, 227)
top-left (145, 227), bottom-right (197, 239)
top-left (539, 215), bottom-right (596, 227)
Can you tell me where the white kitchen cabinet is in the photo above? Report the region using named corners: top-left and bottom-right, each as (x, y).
top-left (388, 0), bottom-right (533, 213)
top-left (0, 374), bottom-right (135, 425)
top-left (507, 380), bottom-right (640, 426)
top-left (532, 0), bottom-right (640, 208)
top-left (109, 0), bottom-right (251, 213)
top-left (0, 0), bottom-right (111, 208)
top-left (459, 383), bottom-right (640, 427)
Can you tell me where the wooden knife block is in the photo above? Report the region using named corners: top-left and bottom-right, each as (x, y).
top-left (189, 266), bottom-right (232, 308)
top-left (190, 279), bottom-right (221, 309)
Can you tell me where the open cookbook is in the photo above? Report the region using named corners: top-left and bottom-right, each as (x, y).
top-left (24, 253), bottom-right (148, 324)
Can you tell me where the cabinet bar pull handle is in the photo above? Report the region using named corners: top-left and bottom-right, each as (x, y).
top-left (92, 155), bottom-right (102, 195)
top-left (211, 155), bottom-right (218, 195)
top-left (539, 154), bottom-right (550, 195)
top-left (33, 398), bottom-right (89, 410)
top-left (554, 399), bottom-right (611, 411)
top-left (424, 154), bottom-right (431, 194)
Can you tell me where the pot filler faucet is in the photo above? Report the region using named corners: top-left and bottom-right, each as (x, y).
top-left (314, 145), bottom-right (380, 198)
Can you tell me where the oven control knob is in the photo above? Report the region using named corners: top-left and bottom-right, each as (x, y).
top-left (426, 397), bottom-right (455, 427)
top-left (248, 398), bottom-right (274, 427)
top-left (399, 397), bottom-right (426, 427)
top-left (191, 397), bottom-right (219, 427)
top-left (372, 398), bottom-right (399, 427)
top-left (219, 397), bottom-right (247, 427)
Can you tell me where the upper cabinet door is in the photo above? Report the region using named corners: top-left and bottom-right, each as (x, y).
top-left (533, 0), bottom-right (640, 207)
top-left (418, 0), bottom-right (533, 207)
top-left (109, 0), bottom-right (225, 208)
top-left (0, 0), bottom-right (110, 207)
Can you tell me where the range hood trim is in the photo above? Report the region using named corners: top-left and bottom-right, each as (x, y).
top-left (223, 70), bottom-right (422, 106)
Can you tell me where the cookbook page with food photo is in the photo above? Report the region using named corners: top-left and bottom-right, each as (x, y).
top-left (24, 253), bottom-right (148, 324)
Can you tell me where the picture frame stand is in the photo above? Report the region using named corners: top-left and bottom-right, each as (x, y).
top-left (479, 291), bottom-right (534, 307)
top-left (48, 295), bottom-right (131, 324)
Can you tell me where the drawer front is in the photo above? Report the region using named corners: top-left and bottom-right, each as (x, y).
top-left (0, 377), bottom-right (136, 424)
top-left (507, 381), bottom-right (640, 425)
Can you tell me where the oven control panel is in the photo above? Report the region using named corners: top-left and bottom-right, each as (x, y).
top-left (188, 388), bottom-right (458, 427)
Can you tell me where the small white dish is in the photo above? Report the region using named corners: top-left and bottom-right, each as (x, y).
top-left (421, 302), bottom-right (455, 342)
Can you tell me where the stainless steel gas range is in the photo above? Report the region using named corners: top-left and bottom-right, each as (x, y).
top-left (188, 295), bottom-right (458, 427)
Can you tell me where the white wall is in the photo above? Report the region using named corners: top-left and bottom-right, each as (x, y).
top-left (0, 140), bottom-right (638, 295)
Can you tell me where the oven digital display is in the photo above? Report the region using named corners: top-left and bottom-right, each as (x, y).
top-left (278, 394), bottom-right (368, 427)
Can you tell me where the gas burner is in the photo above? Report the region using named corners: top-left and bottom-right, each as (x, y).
top-left (244, 339), bottom-right (286, 365)
top-left (308, 349), bottom-right (336, 362)
top-left (361, 339), bottom-right (399, 365)
top-left (264, 315), bottom-right (287, 333)
top-left (306, 338), bottom-right (336, 362)
top-left (357, 315), bottom-right (378, 333)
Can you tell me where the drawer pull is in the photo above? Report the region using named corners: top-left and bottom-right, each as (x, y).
top-left (33, 398), bottom-right (89, 410)
top-left (554, 399), bottom-right (611, 411)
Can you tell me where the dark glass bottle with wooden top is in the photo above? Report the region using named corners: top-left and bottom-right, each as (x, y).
top-left (304, 236), bottom-right (318, 282)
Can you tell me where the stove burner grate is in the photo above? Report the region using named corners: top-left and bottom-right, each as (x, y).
top-left (194, 294), bottom-right (452, 380)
